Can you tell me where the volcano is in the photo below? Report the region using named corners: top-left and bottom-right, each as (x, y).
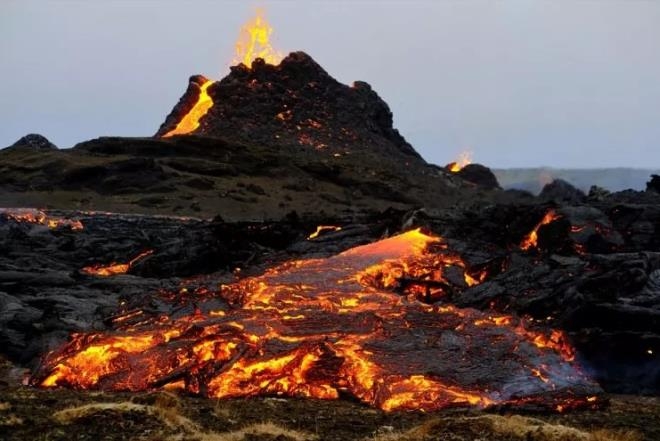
top-left (0, 52), bottom-right (482, 219)
top-left (2, 13), bottom-right (660, 438)
top-left (156, 51), bottom-right (421, 164)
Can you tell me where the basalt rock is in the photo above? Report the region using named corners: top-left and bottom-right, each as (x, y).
top-left (540, 178), bottom-right (586, 204)
top-left (647, 174), bottom-right (660, 194)
top-left (456, 163), bottom-right (501, 190)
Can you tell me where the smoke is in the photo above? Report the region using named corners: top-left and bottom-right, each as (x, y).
top-left (494, 168), bottom-right (660, 194)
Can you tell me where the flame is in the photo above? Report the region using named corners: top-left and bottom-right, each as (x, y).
top-left (1, 208), bottom-right (83, 230)
top-left (233, 9), bottom-right (283, 67)
top-left (34, 230), bottom-right (597, 412)
top-left (162, 80), bottom-right (214, 137)
top-left (82, 250), bottom-right (154, 277)
top-left (449, 151), bottom-right (472, 172)
top-left (520, 210), bottom-right (561, 251)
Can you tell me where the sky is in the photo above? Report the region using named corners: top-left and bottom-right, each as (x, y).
top-left (1, 0), bottom-right (659, 168)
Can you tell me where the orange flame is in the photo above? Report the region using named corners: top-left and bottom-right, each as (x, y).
top-left (233, 9), bottom-right (283, 67)
top-left (520, 210), bottom-right (561, 251)
top-left (162, 80), bottom-right (214, 137)
top-left (449, 151), bottom-right (472, 172)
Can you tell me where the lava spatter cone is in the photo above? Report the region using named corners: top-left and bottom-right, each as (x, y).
top-left (155, 52), bottom-right (421, 161)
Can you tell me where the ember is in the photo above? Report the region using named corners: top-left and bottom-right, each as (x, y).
top-left (34, 230), bottom-right (600, 412)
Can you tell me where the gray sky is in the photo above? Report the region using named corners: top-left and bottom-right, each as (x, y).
top-left (2, 0), bottom-right (659, 168)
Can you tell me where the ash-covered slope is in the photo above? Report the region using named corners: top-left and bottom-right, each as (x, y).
top-left (156, 52), bottom-right (421, 161)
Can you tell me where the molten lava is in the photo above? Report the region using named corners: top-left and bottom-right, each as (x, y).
top-left (0, 208), bottom-right (83, 231)
top-left (307, 225), bottom-right (342, 240)
top-left (449, 151), bottom-right (472, 172)
top-left (233, 9), bottom-right (283, 67)
top-left (520, 210), bottom-right (561, 251)
top-left (81, 250), bottom-right (154, 277)
top-left (162, 80), bottom-right (214, 137)
top-left (34, 230), bottom-right (599, 412)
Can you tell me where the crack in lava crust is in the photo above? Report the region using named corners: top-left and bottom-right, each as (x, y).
top-left (32, 230), bottom-right (601, 411)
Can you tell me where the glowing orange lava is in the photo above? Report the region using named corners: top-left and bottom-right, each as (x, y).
top-left (162, 80), bottom-right (214, 137)
top-left (1, 208), bottom-right (83, 231)
top-left (233, 9), bottom-right (283, 67)
top-left (449, 151), bottom-right (472, 172)
top-left (81, 250), bottom-right (154, 277)
top-left (307, 225), bottom-right (342, 240)
top-left (520, 210), bottom-right (561, 251)
top-left (35, 230), bottom-right (598, 412)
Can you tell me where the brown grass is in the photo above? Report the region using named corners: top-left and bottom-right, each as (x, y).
top-left (369, 415), bottom-right (642, 441)
top-left (51, 393), bottom-right (315, 441)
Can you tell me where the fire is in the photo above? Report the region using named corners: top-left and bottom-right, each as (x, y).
top-left (0, 208), bottom-right (83, 231)
top-left (233, 9), bottom-right (283, 67)
top-left (34, 230), bottom-right (598, 412)
top-left (162, 80), bottom-right (214, 137)
top-left (449, 150), bottom-right (472, 172)
top-left (520, 210), bottom-right (561, 251)
top-left (81, 250), bottom-right (154, 277)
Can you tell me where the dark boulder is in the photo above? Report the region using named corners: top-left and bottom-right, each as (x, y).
top-left (647, 174), bottom-right (660, 194)
top-left (456, 163), bottom-right (501, 190)
top-left (540, 179), bottom-right (586, 204)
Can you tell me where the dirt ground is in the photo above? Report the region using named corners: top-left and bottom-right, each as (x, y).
top-left (1, 373), bottom-right (658, 441)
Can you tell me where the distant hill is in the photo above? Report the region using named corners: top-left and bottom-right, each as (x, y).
top-left (493, 168), bottom-right (659, 194)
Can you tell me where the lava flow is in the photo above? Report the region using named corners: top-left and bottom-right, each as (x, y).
top-left (33, 230), bottom-right (600, 412)
top-left (520, 210), bottom-right (562, 251)
top-left (162, 80), bottom-right (214, 137)
top-left (81, 250), bottom-right (154, 277)
top-left (0, 208), bottom-right (83, 230)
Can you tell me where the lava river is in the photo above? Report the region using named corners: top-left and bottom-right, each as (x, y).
top-left (32, 229), bottom-right (601, 411)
